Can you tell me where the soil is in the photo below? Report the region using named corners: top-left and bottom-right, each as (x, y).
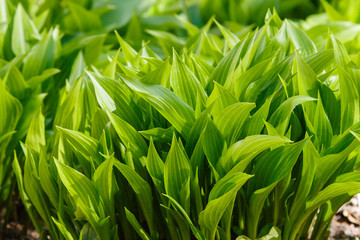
top-left (329, 194), bottom-right (360, 240)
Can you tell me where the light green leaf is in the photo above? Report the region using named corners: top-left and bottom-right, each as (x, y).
top-left (146, 138), bottom-right (165, 193)
top-left (25, 108), bottom-right (45, 153)
top-left (93, 155), bottom-right (116, 223)
top-left (170, 50), bottom-right (207, 110)
top-left (56, 126), bottom-right (99, 164)
top-left (206, 82), bottom-right (238, 116)
top-left (52, 217), bottom-right (75, 240)
top-left (54, 159), bottom-right (104, 221)
top-left (214, 19), bottom-right (240, 48)
top-left (219, 134), bottom-right (292, 175)
top-left (87, 71), bottom-right (143, 129)
top-left (0, 81), bottom-right (22, 152)
top-left (164, 135), bottom-right (191, 214)
top-left (3, 65), bottom-right (29, 99)
top-left (27, 68), bottom-right (61, 87)
top-left (242, 93), bottom-right (275, 136)
top-left (140, 127), bottom-right (175, 143)
top-left (213, 102), bottom-right (255, 144)
top-left (199, 172), bottom-right (252, 240)
top-left (11, 4), bottom-right (40, 56)
top-left (269, 95), bottom-right (316, 135)
top-left (313, 93), bottom-right (333, 150)
top-left (209, 39), bottom-right (246, 86)
top-left (67, 2), bottom-right (102, 32)
top-left (247, 139), bottom-right (308, 238)
top-left (107, 111), bottom-right (147, 165)
top-left (123, 77), bottom-right (195, 139)
top-left (22, 27), bottom-right (59, 79)
top-left (338, 65), bottom-right (359, 133)
top-left (285, 20), bottom-right (316, 56)
top-left (202, 118), bottom-right (225, 175)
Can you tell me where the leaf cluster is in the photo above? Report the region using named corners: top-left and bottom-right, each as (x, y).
top-left (1, 1), bottom-right (360, 240)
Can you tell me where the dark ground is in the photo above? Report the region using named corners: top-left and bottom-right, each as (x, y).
top-left (329, 194), bottom-right (360, 239)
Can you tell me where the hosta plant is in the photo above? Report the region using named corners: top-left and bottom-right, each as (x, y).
top-left (13, 8), bottom-right (360, 240)
top-left (0, 0), bottom-right (61, 219)
top-left (0, 0), bottom-right (200, 228)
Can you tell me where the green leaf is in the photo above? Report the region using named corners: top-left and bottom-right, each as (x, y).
top-left (56, 126), bottom-right (99, 165)
top-left (16, 93), bottom-right (47, 140)
top-left (164, 135), bottom-right (191, 214)
top-left (170, 50), bottom-right (207, 110)
top-left (199, 172), bottom-right (253, 240)
top-left (247, 182), bottom-right (278, 239)
top-left (87, 71), bottom-right (143, 129)
top-left (53, 217), bottom-right (75, 240)
top-left (0, 81), bottom-right (22, 152)
top-left (311, 138), bottom-right (360, 195)
top-left (123, 77), bottom-right (195, 139)
top-left (288, 139), bottom-right (318, 222)
top-left (91, 108), bottom-right (110, 140)
top-left (202, 118), bottom-right (225, 176)
top-left (79, 223), bottom-right (98, 240)
top-left (320, 0), bottom-right (345, 21)
top-left (247, 139), bottom-right (308, 238)
top-left (289, 182), bottom-right (360, 240)
top-left (113, 160), bottom-right (155, 235)
top-left (107, 111), bottom-right (147, 166)
top-left (39, 152), bottom-right (58, 209)
top-left (214, 19), bottom-right (240, 48)
top-left (206, 82), bottom-right (238, 116)
top-left (146, 138), bottom-right (165, 193)
top-left (23, 146), bottom-right (59, 240)
top-left (251, 139), bottom-right (308, 190)
top-left (338, 65), bottom-right (359, 133)
top-left (313, 93), bottom-right (333, 150)
top-left (22, 27), bottom-right (59, 79)
top-left (25, 108), bottom-right (45, 153)
top-left (27, 68), bottom-right (61, 87)
top-left (209, 39), bottom-right (246, 86)
top-left (243, 93), bottom-right (275, 136)
top-left (67, 2), bottom-right (102, 32)
top-left (124, 208), bottom-right (151, 240)
top-left (69, 51), bottom-right (86, 86)
top-left (260, 227), bottom-right (281, 240)
top-left (213, 102), bottom-right (255, 144)
top-left (295, 52), bottom-right (320, 99)
top-left (54, 159), bottom-right (105, 221)
top-left (93, 155), bottom-right (116, 223)
top-left (235, 58), bottom-right (274, 101)
top-left (305, 49), bottom-right (334, 75)
top-left (11, 4), bottom-right (40, 56)
top-left (269, 95), bottom-right (316, 135)
top-left (219, 135), bottom-right (292, 175)
top-left (140, 127), bottom-right (175, 143)
top-left (97, 0), bottom-right (151, 30)
top-left (3, 65), bottom-right (29, 99)
top-left (285, 20), bottom-right (316, 56)
top-left (13, 152), bottom-right (45, 237)
top-left (116, 33), bottom-right (139, 65)
top-left (164, 194), bottom-right (205, 240)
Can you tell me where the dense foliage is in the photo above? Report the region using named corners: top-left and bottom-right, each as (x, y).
top-left (1, 0), bottom-right (360, 239)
